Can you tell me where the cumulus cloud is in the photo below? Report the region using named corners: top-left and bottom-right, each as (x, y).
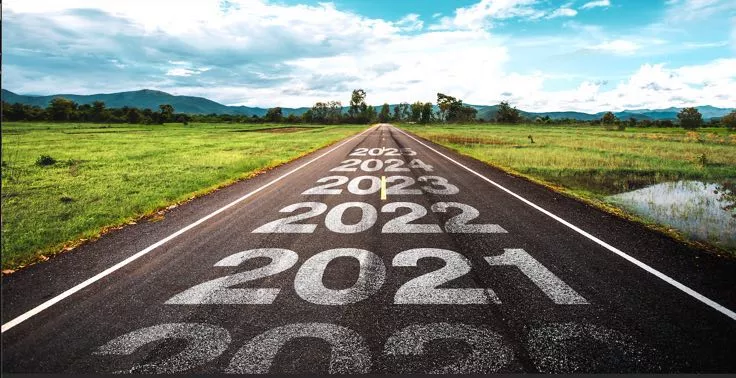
top-left (589, 39), bottom-right (641, 55)
top-left (396, 13), bottom-right (423, 32)
top-left (429, 0), bottom-right (544, 30)
top-left (580, 0), bottom-right (610, 10)
top-left (665, 0), bottom-right (736, 21)
top-left (547, 5), bottom-right (578, 19)
top-left (1, 0), bottom-right (734, 113)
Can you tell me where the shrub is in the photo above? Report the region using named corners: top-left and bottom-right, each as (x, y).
top-left (677, 107), bottom-right (703, 130)
top-left (35, 155), bottom-right (57, 166)
top-left (722, 111), bottom-right (736, 131)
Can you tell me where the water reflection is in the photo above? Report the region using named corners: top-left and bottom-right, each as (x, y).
top-left (607, 181), bottom-right (736, 249)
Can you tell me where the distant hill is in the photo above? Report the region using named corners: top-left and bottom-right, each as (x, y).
top-left (2, 89), bottom-right (733, 120)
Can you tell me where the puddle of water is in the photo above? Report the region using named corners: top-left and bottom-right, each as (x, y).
top-left (606, 181), bottom-right (736, 249)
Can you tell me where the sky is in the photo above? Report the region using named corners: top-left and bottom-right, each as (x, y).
top-left (2, 0), bottom-right (735, 112)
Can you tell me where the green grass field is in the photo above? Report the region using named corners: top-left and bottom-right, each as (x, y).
top-left (401, 124), bottom-right (736, 252)
top-left (1, 122), bottom-right (365, 270)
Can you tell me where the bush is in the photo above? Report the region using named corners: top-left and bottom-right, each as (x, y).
top-left (35, 155), bottom-right (57, 166)
top-left (677, 107), bottom-right (703, 130)
top-left (722, 111), bottom-right (736, 131)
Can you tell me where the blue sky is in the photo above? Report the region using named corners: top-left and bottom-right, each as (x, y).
top-left (2, 0), bottom-right (735, 112)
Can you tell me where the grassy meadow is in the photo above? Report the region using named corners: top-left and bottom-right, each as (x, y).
top-left (401, 124), bottom-right (736, 252)
top-left (1, 122), bottom-right (366, 270)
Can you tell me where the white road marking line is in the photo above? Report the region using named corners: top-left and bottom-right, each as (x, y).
top-left (1, 126), bottom-right (379, 334)
top-left (380, 176), bottom-right (387, 200)
top-left (392, 125), bottom-right (736, 321)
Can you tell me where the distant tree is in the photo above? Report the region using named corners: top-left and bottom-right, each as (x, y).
top-left (496, 101), bottom-right (521, 124)
top-left (265, 107), bottom-right (283, 122)
top-left (348, 89), bottom-right (368, 124)
top-left (378, 103), bottom-right (391, 122)
top-left (399, 102), bottom-right (411, 120)
top-left (326, 101), bottom-right (343, 124)
top-left (126, 108), bottom-right (142, 124)
top-left (436, 93), bottom-right (477, 123)
top-left (311, 102), bottom-right (328, 123)
top-left (302, 109), bottom-right (314, 123)
top-left (286, 114), bottom-right (300, 123)
top-left (436, 93), bottom-right (457, 122)
top-left (420, 102), bottom-right (433, 124)
top-left (600, 111), bottom-right (617, 129)
top-left (719, 110), bottom-right (736, 130)
top-left (628, 117), bottom-right (637, 128)
top-left (677, 107), bottom-right (703, 129)
top-left (392, 104), bottom-right (401, 121)
top-left (175, 114), bottom-right (190, 125)
top-left (410, 102), bottom-right (423, 122)
top-left (159, 104), bottom-right (175, 123)
top-left (365, 105), bottom-right (377, 123)
top-left (91, 101), bottom-right (107, 122)
top-left (48, 97), bottom-right (78, 121)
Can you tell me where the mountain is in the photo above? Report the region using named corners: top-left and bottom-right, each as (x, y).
top-left (2, 89), bottom-right (733, 120)
top-left (0, 89), bottom-right (269, 116)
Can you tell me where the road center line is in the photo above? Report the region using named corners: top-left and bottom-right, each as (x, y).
top-left (380, 176), bottom-right (387, 200)
top-left (1, 125), bottom-right (379, 334)
top-left (392, 125), bottom-right (736, 321)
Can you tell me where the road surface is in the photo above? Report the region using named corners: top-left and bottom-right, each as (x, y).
top-left (3, 124), bottom-right (736, 374)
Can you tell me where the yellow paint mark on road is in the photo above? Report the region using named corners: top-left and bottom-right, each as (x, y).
top-left (380, 176), bottom-right (387, 200)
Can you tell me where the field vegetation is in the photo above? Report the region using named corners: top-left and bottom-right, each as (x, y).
top-left (1, 122), bottom-right (365, 271)
top-left (402, 123), bottom-right (736, 251)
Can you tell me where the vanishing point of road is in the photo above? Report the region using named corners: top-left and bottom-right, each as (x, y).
top-left (3, 124), bottom-right (736, 373)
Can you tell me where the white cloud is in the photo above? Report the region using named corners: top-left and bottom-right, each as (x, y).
top-left (665, 0), bottom-right (736, 22)
top-left (430, 0), bottom-right (544, 30)
top-left (396, 13), bottom-right (423, 32)
top-left (547, 5), bottom-right (578, 19)
top-left (166, 68), bottom-right (196, 77)
top-left (3, 0), bottom-right (734, 114)
top-left (580, 0), bottom-right (610, 10)
top-left (590, 39), bottom-right (641, 55)
top-left (534, 59), bottom-right (736, 112)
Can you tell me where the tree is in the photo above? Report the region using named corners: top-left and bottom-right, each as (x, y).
top-left (126, 108), bottom-right (142, 124)
top-left (436, 93), bottom-right (477, 123)
top-left (378, 103), bottom-right (391, 123)
top-left (348, 89), bottom-right (368, 123)
top-left (48, 97), bottom-right (78, 121)
top-left (410, 102), bottom-right (423, 122)
top-left (365, 105), bottom-right (377, 123)
top-left (496, 101), bottom-right (521, 124)
top-left (326, 101), bottom-right (343, 124)
top-left (601, 111), bottom-right (617, 128)
top-left (721, 110), bottom-right (736, 131)
top-left (265, 107), bottom-right (283, 122)
top-left (91, 101), bottom-right (107, 122)
top-left (302, 109), bottom-right (314, 123)
top-left (392, 104), bottom-right (402, 121)
top-left (399, 102), bottom-right (411, 120)
top-left (420, 102), bottom-right (433, 124)
top-left (677, 107), bottom-right (703, 129)
top-left (159, 104), bottom-right (175, 123)
top-left (436, 93), bottom-right (457, 122)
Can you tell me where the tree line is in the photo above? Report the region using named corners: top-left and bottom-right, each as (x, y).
top-left (1, 97), bottom-right (189, 124)
top-left (2, 90), bottom-right (734, 130)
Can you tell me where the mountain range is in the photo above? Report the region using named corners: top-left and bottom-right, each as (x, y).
top-left (2, 89), bottom-right (733, 121)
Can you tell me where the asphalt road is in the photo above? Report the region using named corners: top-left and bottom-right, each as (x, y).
top-left (3, 124), bottom-right (736, 374)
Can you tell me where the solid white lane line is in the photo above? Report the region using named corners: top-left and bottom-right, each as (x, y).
top-left (392, 126), bottom-right (736, 321)
top-left (1, 126), bottom-right (378, 334)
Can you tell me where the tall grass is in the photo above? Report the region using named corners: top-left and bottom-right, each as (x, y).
top-left (404, 124), bottom-right (736, 196)
top-left (1, 122), bottom-right (365, 270)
